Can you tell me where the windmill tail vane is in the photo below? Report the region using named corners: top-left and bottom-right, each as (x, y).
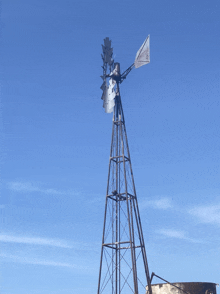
top-left (97, 36), bottom-right (152, 294)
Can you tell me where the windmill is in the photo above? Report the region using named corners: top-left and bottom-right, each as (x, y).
top-left (97, 36), bottom-right (219, 294)
top-left (97, 36), bottom-right (151, 294)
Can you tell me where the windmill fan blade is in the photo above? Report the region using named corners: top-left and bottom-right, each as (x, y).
top-left (101, 37), bottom-right (115, 111)
top-left (134, 35), bottom-right (150, 68)
top-left (100, 81), bottom-right (106, 91)
top-left (101, 78), bottom-right (116, 113)
top-left (104, 37), bottom-right (112, 48)
top-left (105, 54), bottom-right (112, 65)
top-left (102, 38), bottom-right (113, 66)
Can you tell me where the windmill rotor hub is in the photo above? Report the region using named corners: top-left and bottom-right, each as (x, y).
top-left (110, 62), bottom-right (121, 82)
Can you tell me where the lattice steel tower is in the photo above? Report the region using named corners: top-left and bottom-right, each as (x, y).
top-left (98, 37), bottom-right (152, 294)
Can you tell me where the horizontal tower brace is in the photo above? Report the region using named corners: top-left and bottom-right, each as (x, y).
top-left (102, 245), bottom-right (142, 250)
top-left (113, 121), bottom-right (124, 126)
top-left (110, 155), bottom-right (130, 161)
top-left (104, 241), bottom-right (131, 246)
top-left (106, 193), bottom-right (136, 201)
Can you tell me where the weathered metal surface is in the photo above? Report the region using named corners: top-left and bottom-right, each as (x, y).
top-left (146, 282), bottom-right (217, 294)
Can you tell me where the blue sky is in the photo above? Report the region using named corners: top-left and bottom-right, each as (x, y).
top-left (0, 0), bottom-right (220, 293)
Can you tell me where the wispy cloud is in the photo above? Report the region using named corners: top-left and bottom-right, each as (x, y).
top-left (8, 181), bottom-right (62, 195)
top-left (157, 229), bottom-right (203, 243)
top-left (0, 233), bottom-right (98, 253)
top-left (0, 234), bottom-right (72, 248)
top-left (140, 197), bottom-right (173, 210)
top-left (188, 204), bottom-right (220, 226)
top-left (0, 253), bottom-right (87, 269)
top-left (7, 181), bottom-right (75, 196)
